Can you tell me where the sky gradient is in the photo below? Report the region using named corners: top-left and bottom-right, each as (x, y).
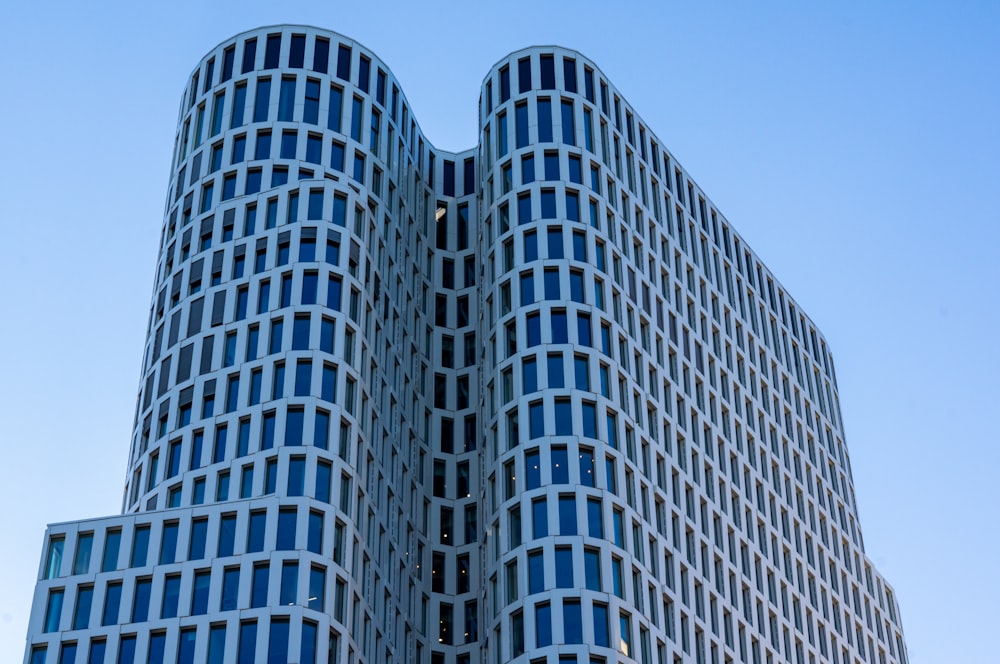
top-left (0, 2), bottom-right (997, 662)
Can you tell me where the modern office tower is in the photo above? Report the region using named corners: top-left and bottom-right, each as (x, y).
top-left (23, 25), bottom-right (908, 664)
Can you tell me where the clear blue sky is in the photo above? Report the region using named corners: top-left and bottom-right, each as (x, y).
top-left (1, 1), bottom-right (996, 661)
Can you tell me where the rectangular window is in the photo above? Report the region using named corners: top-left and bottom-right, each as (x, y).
top-left (532, 497), bottom-right (548, 538)
top-left (561, 100), bottom-right (575, 145)
top-left (238, 621), bottom-right (257, 664)
top-left (263, 34), bottom-right (281, 69)
top-left (518, 56), bottom-right (531, 93)
top-left (253, 78), bottom-right (271, 123)
top-left (563, 599), bottom-right (582, 643)
top-left (537, 99), bottom-right (552, 142)
top-left (208, 624), bottom-right (226, 664)
top-left (73, 533), bottom-right (93, 574)
top-left (131, 577), bottom-right (151, 622)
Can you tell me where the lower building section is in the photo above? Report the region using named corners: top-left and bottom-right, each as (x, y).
top-left (24, 498), bottom-right (388, 663)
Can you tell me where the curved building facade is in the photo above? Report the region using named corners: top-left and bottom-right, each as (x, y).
top-left (24, 26), bottom-right (907, 664)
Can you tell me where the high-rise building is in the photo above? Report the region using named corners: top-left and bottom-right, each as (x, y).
top-left (23, 25), bottom-right (908, 664)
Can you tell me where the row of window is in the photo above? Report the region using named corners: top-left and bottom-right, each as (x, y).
top-left (43, 556), bottom-right (328, 633)
top-left (44, 505), bottom-right (336, 582)
top-left (134, 400), bottom-right (354, 509)
top-left (32, 613), bottom-right (336, 664)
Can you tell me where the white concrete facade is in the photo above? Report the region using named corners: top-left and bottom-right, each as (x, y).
top-left (23, 26), bottom-right (908, 664)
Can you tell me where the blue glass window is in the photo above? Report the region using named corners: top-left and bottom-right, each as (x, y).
top-left (544, 152), bottom-right (559, 180)
top-left (303, 79), bottom-right (320, 124)
top-left (221, 567), bottom-right (239, 610)
top-left (131, 526), bottom-right (150, 567)
top-left (532, 497), bottom-right (547, 538)
top-left (561, 100), bottom-right (575, 145)
top-left (517, 193), bottom-right (531, 225)
top-left (316, 461), bottom-right (332, 503)
top-left (521, 154), bottom-right (534, 184)
top-left (522, 358), bottom-right (537, 394)
top-left (529, 402), bottom-right (544, 439)
top-left (499, 65), bottom-right (510, 102)
top-left (330, 140), bottom-right (345, 171)
top-left (263, 34), bottom-right (281, 69)
top-left (497, 112), bottom-right (508, 157)
top-left (315, 411), bottom-right (330, 450)
top-left (543, 268), bottom-right (559, 300)
top-left (260, 411), bottom-right (276, 449)
top-left (525, 449), bottom-right (540, 489)
top-left (72, 585), bottom-right (92, 629)
top-left (211, 425), bottom-right (228, 465)
top-left (352, 152), bottom-right (365, 182)
top-left (306, 134), bottom-right (321, 164)
top-left (247, 511), bottom-right (266, 553)
top-left (570, 270), bottom-right (585, 303)
top-left (519, 272), bottom-right (534, 306)
top-left (524, 230), bottom-right (538, 261)
top-left (313, 38), bottom-right (330, 74)
top-left (528, 550), bottom-right (544, 594)
top-left (218, 514), bottom-right (237, 557)
top-left (306, 190), bottom-right (324, 220)
top-left (231, 83), bottom-right (247, 129)
top-left (131, 578), bottom-right (151, 622)
top-left (563, 599), bottom-right (583, 643)
top-left (301, 622), bottom-right (318, 664)
top-left (321, 365), bottom-right (336, 401)
top-left (285, 408), bottom-right (304, 445)
top-left (357, 55), bottom-right (370, 92)
top-left (101, 583), bottom-right (121, 626)
top-left (101, 530), bottom-right (120, 573)
top-left (87, 639), bottom-right (106, 664)
top-left (515, 103), bottom-right (528, 148)
top-left (535, 603), bottom-right (552, 647)
top-left (328, 85), bottom-right (343, 131)
top-left (518, 57), bottom-right (531, 93)
top-left (289, 34), bottom-right (305, 68)
top-left (159, 522), bottom-right (178, 564)
top-left (278, 78), bottom-right (295, 121)
top-left (207, 625), bottom-right (226, 664)
top-left (551, 311), bottom-right (568, 343)
top-left (251, 564), bottom-right (268, 608)
top-left (577, 312), bottom-right (592, 346)
top-left (221, 46), bottom-right (235, 82)
top-left (307, 509), bottom-right (322, 552)
top-left (336, 44), bottom-right (351, 81)
top-left (537, 99), bottom-right (552, 142)
top-left (585, 549), bottom-right (601, 590)
top-left (554, 398), bottom-right (572, 435)
top-left (300, 272), bottom-right (317, 305)
top-left (350, 96), bottom-right (363, 142)
top-left (292, 315), bottom-right (310, 350)
top-left (277, 509), bottom-right (296, 550)
top-left (161, 574), bottom-right (181, 618)
top-left (588, 498), bottom-right (603, 537)
top-left (241, 38), bottom-right (257, 74)
top-left (280, 130), bottom-right (296, 159)
top-left (279, 560), bottom-right (298, 603)
top-left (269, 319), bottom-right (283, 353)
top-left (555, 546), bottom-right (574, 585)
top-left (238, 621), bottom-right (257, 664)
top-left (146, 632), bottom-right (167, 664)
top-left (253, 79), bottom-right (271, 123)
top-left (526, 312), bottom-right (541, 347)
top-left (225, 375), bottom-right (239, 413)
top-left (566, 192), bottom-right (580, 222)
top-left (540, 190), bottom-right (556, 218)
top-left (267, 619), bottom-right (289, 664)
